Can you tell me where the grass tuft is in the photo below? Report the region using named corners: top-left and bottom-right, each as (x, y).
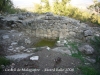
top-left (0, 56), bottom-right (10, 71)
top-left (90, 36), bottom-right (100, 63)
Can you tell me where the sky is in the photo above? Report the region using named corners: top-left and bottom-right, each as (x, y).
top-left (11, 0), bottom-right (100, 9)
top-left (11, 0), bottom-right (41, 8)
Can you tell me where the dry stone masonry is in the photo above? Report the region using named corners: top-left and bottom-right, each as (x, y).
top-left (0, 12), bottom-right (100, 41)
top-left (0, 12), bottom-right (100, 55)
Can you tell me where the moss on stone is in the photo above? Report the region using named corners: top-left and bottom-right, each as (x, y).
top-left (34, 39), bottom-right (57, 48)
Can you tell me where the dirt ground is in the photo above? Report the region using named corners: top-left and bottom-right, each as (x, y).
top-left (0, 49), bottom-right (82, 75)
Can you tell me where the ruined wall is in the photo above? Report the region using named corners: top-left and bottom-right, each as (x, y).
top-left (0, 12), bottom-right (100, 42)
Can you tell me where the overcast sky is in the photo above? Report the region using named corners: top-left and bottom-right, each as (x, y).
top-left (11, 0), bottom-right (100, 9)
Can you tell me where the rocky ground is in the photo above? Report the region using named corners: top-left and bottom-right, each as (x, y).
top-left (0, 49), bottom-right (82, 75)
top-left (0, 12), bottom-right (100, 75)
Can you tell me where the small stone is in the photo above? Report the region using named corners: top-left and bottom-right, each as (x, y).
top-left (19, 33), bottom-right (22, 36)
top-left (84, 30), bottom-right (93, 36)
top-left (11, 24), bottom-right (16, 27)
top-left (11, 63), bottom-right (15, 68)
top-left (85, 63), bottom-right (90, 65)
top-left (20, 46), bottom-right (25, 50)
top-left (16, 47), bottom-right (19, 50)
top-left (8, 48), bottom-right (14, 51)
top-left (1, 65), bottom-right (5, 69)
top-left (56, 41), bottom-right (64, 47)
top-left (95, 34), bottom-right (99, 36)
top-left (27, 51), bottom-right (31, 53)
top-left (9, 46), bottom-right (13, 48)
top-left (63, 40), bottom-right (67, 44)
top-left (57, 41), bottom-right (60, 44)
top-left (17, 50), bottom-right (20, 52)
top-left (47, 47), bottom-right (50, 50)
top-left (71, 63), bottom-right (74, 64)
top-left (46, 55), bottom-right (49, 57)
top-left (11, 42), bottom-right (17, 46)
top-left (12, 63), bottom-right (15, 66)
top-left (2, 35), bottom-right (9, 39)
top-left (30, 56), bottom-right (39, 60)
top-left (13, 50), bottom-right (17, 52)
top-left (25, 38), bottom-right (31, 44)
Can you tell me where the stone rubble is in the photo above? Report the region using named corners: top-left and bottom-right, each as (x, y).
top-left (0, 12), bottom-right (99, 41)
top-left (0, 12), bottom-right (99, 62)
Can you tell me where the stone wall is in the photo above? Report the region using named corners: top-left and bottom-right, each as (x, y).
top-left (0, 12), bottom-right (100, 42)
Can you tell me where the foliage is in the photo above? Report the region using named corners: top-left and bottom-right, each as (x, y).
top-left (87, 0), bottom-right (100, 25)
top-left (90, 36), bottom-right (100, 63)
top-left (52, 0), bottom-right (60, 14)
top-left (7, 8), bottom-right (27, 14)
top-left (64, 40), bottom-right (100, 75)
top-left (91, 36), bottom-right (100, 51)
top-left (0, 56), bottom-right (10, 71)
top-left (0, 0), bottom-right (27, 14)
top-left (53, 0), bottom-right (70, 15)
top-left (0, 0), bottom-right (13, 13)
top-left (0, 57), bottom-right (10, 66)
top-left (79, 66), bottom-right (99, 75)
top-left (34, 3), bottom-right (43, 13)
top-left (64, 41), bottom-right (85, 62)
top-left (33, 0), bottom-right (100, 25)
top-left (42, 0), bottom-right (51, 13)
top-left (88, 0), bottom-right (100, 13)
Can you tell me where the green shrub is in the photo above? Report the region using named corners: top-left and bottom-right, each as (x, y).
top-left (0, 57), bottom-right (10, 66)
top-left (64, 41), bottom-right (85, 62)
top-left (79, 66), bottom-right (99, 75)
top-left (90, 36), bottom-right (100, 62)
top-left (0, 56), bottom-right (10, 71)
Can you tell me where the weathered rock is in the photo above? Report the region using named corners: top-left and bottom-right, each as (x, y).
top-left (18, 15), bottom-right (26, 20)
top-left (15, 46), bottom-right (25, 51)
top-left (45, 12), bottom-right (54, 16)
top-left (84, 30), bottom-right (93, 37)
top-left (11, 24), bottom-right (17, 28)
top-left (25, 38), bottom-right (31, 44)
top-left (52, 47), bottom-right (71, 55)
top-left (86, 58), bottom-right (96, 63)
top-left (46, 46), bottom-right (50, 50)
top-left (0, 12), bottom-right (100, 48)
top-left (2, 35), bottom-right (9, 39)
top-left (30, 56), bottom-right (39, 60)
top-left (5, 53), bottom-right (34, 60)
top-left (78, 45), bottom-right (94, 54)
top-left (1, 13), bottom-right (97, 40)
top-left (11, 42), bottom-right (17, 46)
top-left (8, 47), bottom-right (14, 51)
top-left (56, 41), bottom-right (65, 47)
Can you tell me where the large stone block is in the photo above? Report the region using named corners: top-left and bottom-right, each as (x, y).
top-left (78, 45), bottom-right (94, 54)
top-left (84, 30), bottom-right (93, 37)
